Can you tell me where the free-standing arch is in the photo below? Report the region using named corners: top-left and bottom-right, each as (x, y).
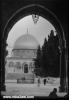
top-left (1, 4), bottom-right (68, 92)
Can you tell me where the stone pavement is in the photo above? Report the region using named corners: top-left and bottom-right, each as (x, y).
top-left (1, 83), bottom-right (67, 97)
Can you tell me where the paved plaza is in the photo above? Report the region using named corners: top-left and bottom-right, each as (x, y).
top-left (1, 82), bottom-right (67, 97)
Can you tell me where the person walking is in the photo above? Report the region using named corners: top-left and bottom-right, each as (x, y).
top-left (44, 78), bottom-right (46, 86)
top-left (38, 77), bottom-right (40, 87)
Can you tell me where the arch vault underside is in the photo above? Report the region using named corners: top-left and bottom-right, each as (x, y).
top-left (1, 4), bottom-right (68, 93)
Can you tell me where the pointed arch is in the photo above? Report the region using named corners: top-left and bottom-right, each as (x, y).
top-left (1, 4), bottom-right (68, 92)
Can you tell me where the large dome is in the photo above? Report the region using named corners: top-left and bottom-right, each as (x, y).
top-left (13, 34), bottom-right (39, 49)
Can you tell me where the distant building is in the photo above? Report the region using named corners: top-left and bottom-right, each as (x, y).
top-left (5, 30), bottom-right (39, 83)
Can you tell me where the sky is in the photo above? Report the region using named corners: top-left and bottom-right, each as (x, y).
top-left (7, 15), bottom-right (56, 56)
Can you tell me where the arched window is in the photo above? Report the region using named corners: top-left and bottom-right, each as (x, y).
top-left (24, 64), bottom-right (28, 73)
top-left (9, 62), bottom-right (14, 67)
top-left (15, 62), bottom-right (21, 69)
top-left (29, 62), bottom-right (34, 72)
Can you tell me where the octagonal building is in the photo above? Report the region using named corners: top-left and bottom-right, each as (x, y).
top-left (5, 30), bottom-right (39, 83)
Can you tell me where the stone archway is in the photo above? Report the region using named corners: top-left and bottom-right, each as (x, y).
top-left (1, 4), bottom-right (68, 92)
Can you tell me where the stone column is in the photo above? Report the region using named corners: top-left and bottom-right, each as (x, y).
top-left (59, 46), bottom-right (68, 92)
top-left (1, 41), bottom-right (7, 91)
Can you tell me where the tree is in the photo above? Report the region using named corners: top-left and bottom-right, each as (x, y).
top-left (41, 38), bottom-right (49, 76)
top-left (34, 30), bottom-right (60, 77)
top-left (47, 30), bottom-right (60, 77)
top-left (34, 45), bottom-right (42, 76)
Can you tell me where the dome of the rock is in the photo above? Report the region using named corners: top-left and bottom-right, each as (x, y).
top-left (13, 34), bottom-right (39, 50)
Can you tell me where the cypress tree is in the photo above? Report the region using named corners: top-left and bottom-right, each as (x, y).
top-left (47, 30), bottom-right (60, 77)
top-left (34, 45), bottom-right (42, 76)
top-left (41, 38), bottom-right (49, 76)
